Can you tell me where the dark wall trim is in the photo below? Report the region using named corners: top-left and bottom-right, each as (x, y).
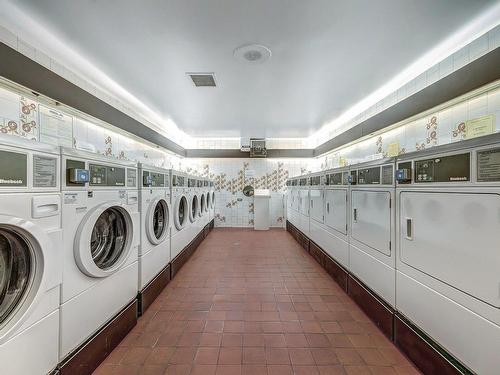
top-left (186, 148), bottom-right (314, 158)
top-left (0, 42), bottom-right (186, 156)
top-left (2, 41), bottom-right (499, 159)
top-left (314, 47), bottom-right (500, 156)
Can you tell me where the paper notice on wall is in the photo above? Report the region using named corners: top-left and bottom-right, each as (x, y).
top-left (39, 105), bottom-right (73, 147)
top-left (387, 142), bottom-right (399, 157)
top-left (465, 114), bottom-right (495, 139)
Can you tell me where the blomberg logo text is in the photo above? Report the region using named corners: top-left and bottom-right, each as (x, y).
top-left (449, 177), bottom-right (467, 181)
top-left (0, 178), bottom-right (23, 184)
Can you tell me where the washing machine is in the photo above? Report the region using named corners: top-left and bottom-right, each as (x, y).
top-left (296, 176), bottom-right (310, 236)
top-left (0, 135), bottom-right (61, 375)
top-left (187, 175), bottom-right (200, 242)
top-left (196, 179), bottom-right (206, 233)
top-left (349, 158), bottom-right (396, 307)
top-left (208, 179), bottom-right (215, 224)
top-left (201, 179), bottom-right (210, 227)
top-left (59, 148), bottom-right (139, 360)
top-left (170, 170), bottom-right (189, 260)
top-left (310, 167), bottom-right (350, 269)
top-left (138, 164), bottom-right (171, 303)
top-left (308, 171), bottom-right (325, 243)
top-left (395, 136), bottom-right (500, 374)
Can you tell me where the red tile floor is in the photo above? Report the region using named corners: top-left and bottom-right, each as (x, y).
top-left (94, 228), bottom-right (420, 375)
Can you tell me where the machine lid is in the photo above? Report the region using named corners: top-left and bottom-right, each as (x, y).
top-left (146, 198), bottom-right (170, 245)
top-left (0, 227), bottom-right (32, 329)
top-left (75, 204), bottom-right (133, 277)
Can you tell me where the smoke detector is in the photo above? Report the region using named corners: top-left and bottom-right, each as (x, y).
top-left (234, 44), bottom-right (272, 64)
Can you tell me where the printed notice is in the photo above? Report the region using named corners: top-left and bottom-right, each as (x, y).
top-left (465, 114), bottom-right (495, 139)
top-left (477, 147), bottom-right (500, 182)
top-left (387, 142), bottom-right (399, 157)
top-left (33, 155), bottom-right (57, 187)
top-left (39, 105), bottom-right (73, 147)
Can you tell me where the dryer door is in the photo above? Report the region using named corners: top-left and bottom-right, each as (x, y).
top-left (325, 189), bottom-right (347, 235)
top-left (174, 195), bottom-right (188, 230)
top-left (146, 198), bottom-right (170, 245)
top-left (351, 190), bottom-right (391, 256)
top-left (75, 203), bottom-right (133, 278)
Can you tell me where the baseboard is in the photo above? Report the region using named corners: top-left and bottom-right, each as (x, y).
top-left (58, 300), bottom-right (137, 375)
top-left (138, 263), bottom-right (172, 316)
top-left (309, 240), bottom-right (348, 292)
top-left (171, 225), bottom-right (211, 278)
top-left (348, 275), bottom-right (394, 340)
top-left (394, 314), bottom-right (469, 375)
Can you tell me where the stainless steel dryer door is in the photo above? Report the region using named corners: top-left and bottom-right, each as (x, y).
top-left (309, 189), bottom-right (324, 223)
top-left (351, 190), bottom-right (391, 256)
top-left (399, 191), bottom-right (500, 307)
top-left (325, 189), bottom-right (347, 235)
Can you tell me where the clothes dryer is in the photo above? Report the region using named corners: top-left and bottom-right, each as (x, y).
top-left (349, 159), bottom-right (396, 307)
top-left (59, 148), bottom-right (139, 359)
top-left (395, 137), bottom-right (500, 374)
top-left (0, 135), bottom-right (62, 375)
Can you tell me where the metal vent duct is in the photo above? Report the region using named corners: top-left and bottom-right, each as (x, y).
top-left (187, 73), bottom-right (216, 87)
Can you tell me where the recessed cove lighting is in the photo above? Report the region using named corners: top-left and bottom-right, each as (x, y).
top-left (234, 44), bottom-right (272, 64)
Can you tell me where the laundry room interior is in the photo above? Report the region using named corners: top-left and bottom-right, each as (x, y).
top-left (0, 1), bottom-right (500, 375)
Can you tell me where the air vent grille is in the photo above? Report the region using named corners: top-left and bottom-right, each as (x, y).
top-left (250, 138), bottom-right (267, 158)
top-left (188, 73), bottom-right (216, 87)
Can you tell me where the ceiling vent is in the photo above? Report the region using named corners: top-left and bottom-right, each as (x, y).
top-left (250, 138), bottom-right (267, 158)
top-left (187, 73), bottom-right (216, 87)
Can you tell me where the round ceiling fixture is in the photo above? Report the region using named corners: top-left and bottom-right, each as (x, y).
top-left (233, 44), bottom-right (272, 64)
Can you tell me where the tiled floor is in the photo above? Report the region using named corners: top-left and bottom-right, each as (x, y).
top-left (94, 228), bottom-right (420, 375)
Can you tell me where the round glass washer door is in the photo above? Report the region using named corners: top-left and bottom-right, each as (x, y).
top-left (0, 227), bottom-right (33, 331)
top-left (211, 191), bottom-right (215, 208)
top-left (174, 195), bottom-right (188, 230)
top-left (146, 198), bottom-right (170, 245)
top-left (204, 193), bottom-right (209, 212)
top-left (75, 204), bottom-right (133, 278)
top-left (199, 194), bottom-right (206, 217)
top-left (189, 195), bottom-right (199, 223)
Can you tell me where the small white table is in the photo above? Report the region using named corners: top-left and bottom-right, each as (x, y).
top-left (254, 189), bottom-right (271, 230)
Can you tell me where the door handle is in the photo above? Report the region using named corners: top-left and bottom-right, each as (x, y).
top-left (326, 202), bottom-right (330, 213)
top-left (353, 208), bottom-right (358, 223)
top-left (311, 200), bottom-right (313, 208)
top-left (405, 218), bottom-right (413, 240)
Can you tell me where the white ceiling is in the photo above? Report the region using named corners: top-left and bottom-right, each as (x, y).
top-left (4, 0), bottom-right (499, 139)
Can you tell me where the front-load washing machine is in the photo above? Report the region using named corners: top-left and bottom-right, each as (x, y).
top-left (200, 179), bottom-right (209, 227)
top-left (297, 176), bottom-right (310, 236)
top-left (0, 134), bottom-right (62, 375)
top-left (187, 175), bottom-right (200, 242)
top-left (395, 136), bottom-right (500, 374)
top-left (170, 170), bottom-right (189, 260)
top-left (59, 148), bottom-right (139, 360)
top-left (208, 180), bottom-right (215, 224)
top-left (349, 158), bottom-right (396, 308)
top-left (138, 164), bottom-right (171, 313)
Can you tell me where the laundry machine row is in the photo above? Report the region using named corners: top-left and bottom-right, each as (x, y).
top-left (0, 133), bottom-right (216, 375)
top-left (170, 172), bottom-right (215, 279)
top-left (285, 133), bottom-right (500, 375)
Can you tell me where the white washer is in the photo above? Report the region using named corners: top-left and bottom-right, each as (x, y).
top-left (208, 180), bottom-right (215, 223)
top-left (0, 135), bottom-right (61, 375)
top-left (138, 164), bottom-right (171, 292)
top-left (170, 170), bottom-right (189, 260)
top-left (59, 148), bottom-right (139, 359)
top-left (395, 139), bottom-right (500, 374)
top-left (187, 175), bottom-right (200, 242)
top-left (349, 159), bottom-right (396, 307)
top-left (286, 178), bottom-right (299, 228)
top-left (200, 179), bottom-right (210, 227)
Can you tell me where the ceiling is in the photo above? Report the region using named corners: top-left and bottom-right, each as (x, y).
top-left (3, 0), bottom-right (499, 139)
